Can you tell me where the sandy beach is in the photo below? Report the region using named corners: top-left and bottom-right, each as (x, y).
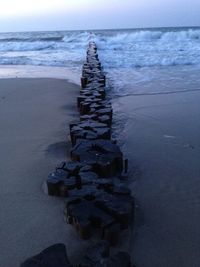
top-left (0, 78), bottom-right (90, 266)
top-left (113, 90), bottom-right (200, 267)
top-left (0, 76), bottom-right (200, 267)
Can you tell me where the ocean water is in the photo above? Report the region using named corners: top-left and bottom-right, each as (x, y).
top-left (0, 27), bottom-right (200, 96)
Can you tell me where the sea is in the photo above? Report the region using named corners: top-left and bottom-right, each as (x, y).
top-left (0, 27), bottom-right (200, 97)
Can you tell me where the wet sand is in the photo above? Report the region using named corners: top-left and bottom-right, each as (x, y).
top-left (0, 78), bottom-right (89, 266)
top-left (113, 90), bottom-right (200, 267)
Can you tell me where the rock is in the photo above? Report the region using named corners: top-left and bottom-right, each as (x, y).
top-left (46, 170), bottom-right (68, 196)
top-left (79, 164), bottom-right (93, 172)
top-left (66, 200), bottom-right (93, 239)
top-left (81, 241), bottom-right (110, 266)
top-left (81, 77), bottom-right (88, 88)
top-left (64, 183), bottom-right (134, 240)
top-left (70, 120), bottom-right (111, 145)
top-left (71, 140), bottom-right (123, 177)
top-left (77, 95), bottom-right (87, 108)
top-left (20, 243), bottom-right (71, 267)
top-left (102, 251), bottom-right (131, 267)
top-left (56, 161), bottom-right (83, 175)
top-left (80, 102), bottom-right (91, 115)
top-left (80, 114), bottom-right (97, 121)
top-left (68, 185), bottom-right (100, 200)
top-left (95, 193), bottom-right (134, 229)
top-left (66, 199), bottom-right (115, 240)
top-left (95, 108), bottom-right (112, 120)
top-left (46, 171), bottom-right (78, 197)
top-left (79, 171), bottom-right (99, 186)
top-left (98, 115), bottom-right (112, 126)
top-left (102, 222), bottom-right (120, 246)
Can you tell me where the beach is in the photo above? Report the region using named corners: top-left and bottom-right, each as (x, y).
top-left (0, 78), bottom-right (89, 266)
top-left (1, 77), bottom-right (199, 267)
top-left (0, 27), bottom-right (200, 267)
top-left (113, 89), bottom-right (200, 267)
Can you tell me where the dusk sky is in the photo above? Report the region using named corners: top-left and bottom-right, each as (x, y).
top-left (0, 0), bottom-right (199, 32)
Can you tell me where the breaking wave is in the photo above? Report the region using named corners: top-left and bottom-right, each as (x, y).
top-left (95, 29), bottom-right (200, 46)
top-left (0, 27), bottom-right (199, 69)
top-left (0, 36), bottom-right (64, 42)
top-left (0, 28), bottom-right (200, 97)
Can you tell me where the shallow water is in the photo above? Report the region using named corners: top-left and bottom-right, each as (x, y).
top-left (0, 65), bottom-right (80, 84)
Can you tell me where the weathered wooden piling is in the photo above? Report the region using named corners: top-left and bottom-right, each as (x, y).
top-left (43, 42), bottom-right (134, 266)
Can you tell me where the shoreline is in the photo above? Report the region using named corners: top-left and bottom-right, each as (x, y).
top-left (0, 65), bottom-right (80, 85)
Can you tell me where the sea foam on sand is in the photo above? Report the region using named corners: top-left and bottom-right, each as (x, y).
top-left (0, 65), bottom-right (80, 85)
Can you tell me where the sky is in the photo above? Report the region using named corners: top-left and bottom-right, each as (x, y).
top-left (0, 0), bottom-right (199, 32)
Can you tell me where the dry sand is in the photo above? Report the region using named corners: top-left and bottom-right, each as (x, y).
top-left (0, 78), bottom-right (90, 267)
top-left (113, 90), bottom-right (200, 267)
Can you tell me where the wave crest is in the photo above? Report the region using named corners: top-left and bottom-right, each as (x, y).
top-left (95, 29), bottom-right (200, 46)
top-left (0, 28), bottom-right (199, 68)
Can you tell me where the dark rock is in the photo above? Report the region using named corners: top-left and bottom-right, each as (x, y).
top-left (20, 243), bottom-right (71, 267)
top-left (77, 95), bottom-right (87, 108)
top-left (81, 77), bottom-right (88, 88)
top-left (46, 170), bottom-right (68, 196)
top-left (62, 161), bottom-right (82, 174)
top-left (66, 199), bottom-right (115, 239)
top-left (81, 241), bottom-right (110, 266)
top-left (102, 222), bottom-right (120, 246)
top-left (56, 161), bottom-right (83, 175)
top-left (46, 171), bottom-right (78, 197)
top-left (102, 251), bottom-right (131, 267)
top-left (71, 140), bottom-right (123, 177)
top-left (70, 121), bottom-right (111, 145)
top-left (95, 108), bottom-right (112, 120)
top-left (80, 114), bottom-right (97, 121)
top-left (98, 115), bottom-right (112, 126)
top-left (79, 171), bottom-right (99, 186)
top-left (66, 200), bottom-right (93, 239)
top-left (69, 185), bottom-right (99, 200)
top-left (80, 164), bottom-right (93, 172)
top-left (80, 102), bottom-right (91, 115)
top-left (95, 193), bottom-right (134, 229)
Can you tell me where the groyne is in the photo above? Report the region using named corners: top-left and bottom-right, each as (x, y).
top-left (21, 42), bottom-right (134, 267)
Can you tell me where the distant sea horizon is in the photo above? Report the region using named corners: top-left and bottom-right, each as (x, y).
top-left (0, 25), bottom-right (200, 34)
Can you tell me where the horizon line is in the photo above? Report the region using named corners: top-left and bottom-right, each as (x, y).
top-left (0, 25), bottom-right (200, 34)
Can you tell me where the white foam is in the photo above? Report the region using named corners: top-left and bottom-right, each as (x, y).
top-left (0, 65), bottom-right (80, 85)
top-left (0, 29), bottom-right (199, 69)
